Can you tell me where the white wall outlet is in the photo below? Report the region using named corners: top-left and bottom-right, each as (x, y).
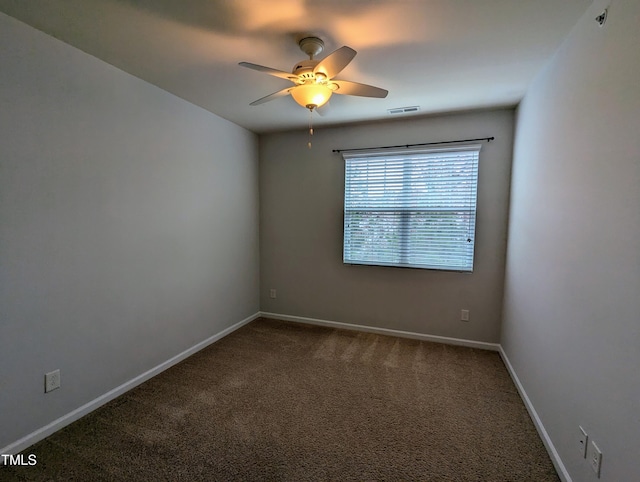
top-left (269, 288), bottom-right (277, 299)
top-left (588, 440), bottom-right (602, 477)
top-left (45, 369), bottom-right (61, 393)
top-left (460, 309), bottom-right (470, 321)
top-left (578, 426), bottom-right (588, 458)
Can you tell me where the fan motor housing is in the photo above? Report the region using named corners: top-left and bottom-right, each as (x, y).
top-left (292, 59), bottom-right (320, 82)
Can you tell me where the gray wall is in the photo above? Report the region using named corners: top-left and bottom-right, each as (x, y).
top-left (0, 13), bottom-right (259, 449)
top-left (260, 109), bottom-right (514, 342)
top-left (501, 0), bottom-right (640, 480)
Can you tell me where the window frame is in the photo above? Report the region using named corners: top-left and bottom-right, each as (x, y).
top-left (342, 144), bottom-right (481, 272)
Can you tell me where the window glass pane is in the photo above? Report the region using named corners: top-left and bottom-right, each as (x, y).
top-left (344, 211), bottom-right (402, 265)
top-left (343, 145), bottom-right (480, 271)
top-left (405, 211), bottom-right (475, 269)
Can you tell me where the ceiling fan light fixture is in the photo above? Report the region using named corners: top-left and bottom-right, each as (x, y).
top-left (240, 38), bottom-right (387, 116)
top-left (291, 83), bottom-right (332, 110)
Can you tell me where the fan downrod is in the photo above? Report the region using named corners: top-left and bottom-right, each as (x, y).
top-left (298, 37), bottom-right (324, 60)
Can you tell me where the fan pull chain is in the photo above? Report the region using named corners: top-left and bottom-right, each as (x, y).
top-left (308, 108), bottom-right (314, 149)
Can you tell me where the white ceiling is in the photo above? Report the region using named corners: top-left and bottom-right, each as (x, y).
top-left (0, 0), bottom-right (592, 133)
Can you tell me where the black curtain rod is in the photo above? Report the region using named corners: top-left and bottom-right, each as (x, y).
top-left (332, 136), bottom-right (494, 154)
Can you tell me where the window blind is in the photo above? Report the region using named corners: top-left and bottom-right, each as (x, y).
top-left (343, 145), bottom-right (480, 272)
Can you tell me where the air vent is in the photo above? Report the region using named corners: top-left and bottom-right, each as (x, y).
top-left (387, 106), bottom-right (420, 115)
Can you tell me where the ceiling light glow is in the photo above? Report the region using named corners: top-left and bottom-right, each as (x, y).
top-left (291, 83), bottom-right (332, 110)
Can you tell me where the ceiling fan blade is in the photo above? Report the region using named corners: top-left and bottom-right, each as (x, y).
top-left (249, 87), bottom-right (294, 106)
top-left (313, 46), bottom-right (356, 79)
top-left (239, 62), bottom-right (298, 82)
top-left (331, 80), bottom-right (388, 98)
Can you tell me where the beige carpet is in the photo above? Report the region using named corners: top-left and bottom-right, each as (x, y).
top-left (2, 318), bottom-right (559, 481)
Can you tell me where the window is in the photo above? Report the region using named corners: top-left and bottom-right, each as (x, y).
top-left (343, 145), bottom-right (480, 272)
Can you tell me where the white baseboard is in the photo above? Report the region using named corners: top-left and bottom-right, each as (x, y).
top-left (1, 312), bottom-right (260, 456)
top-left (499, 347), bottom-right (571, 482)
top-left (259, 311), bottom-right (500, 351)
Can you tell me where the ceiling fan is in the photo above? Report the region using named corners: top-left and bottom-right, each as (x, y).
top-left (239, 37), bottom-right (388, 112)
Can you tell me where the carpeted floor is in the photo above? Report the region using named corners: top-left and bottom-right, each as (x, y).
top-left (1, 318), bottom-right (559, 481)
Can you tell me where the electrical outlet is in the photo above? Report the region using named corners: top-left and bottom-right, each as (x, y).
top-left (578, 426), bottom-right (588, 458)
top-left (588, 440), bottom-right (602, 477)
top-left (460, 309), bottom-right (470, 321)
top-left (45, 369), bottom-right (61, 393)
top-left (269, 289), bottom-right (277, 299)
